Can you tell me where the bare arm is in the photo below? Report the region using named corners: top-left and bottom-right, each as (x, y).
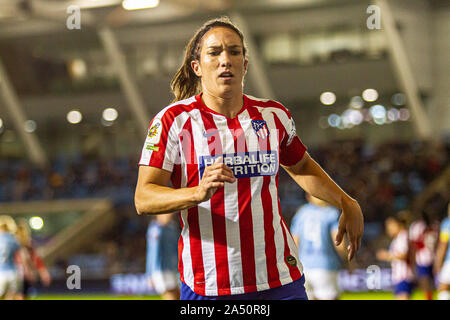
top-left (434, 240), bottom-right (448, 275)
top-left (376, 249), bottom-right (408, 262)
top-left (281, 152), bottom-right (364, 261)
top-left (135, 166), bottom-right (198, 215)
top-left (293, 235), bottom-right (299, 248)
top-left (135, 157), bottom-right (236, 215)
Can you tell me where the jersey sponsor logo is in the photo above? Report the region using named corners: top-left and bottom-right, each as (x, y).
top-left (199, 151), bottom-right (278, 179)
top-left (147, 119), bottom-right (162, 144)
top-left (251, 120), bottom-right (270, 140)
top-left (286, 255), bottom-right (297, 267)
top-left (145, 143), bottom-right (159, 151)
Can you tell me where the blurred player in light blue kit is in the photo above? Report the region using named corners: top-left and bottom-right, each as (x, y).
top-left (434, 204), bottom-right (450, 300)
top-left (291, 194), bottom-right (347, 300)
top-left (146, 214), bottom-right (180, 300)
top-left (0, 216), bottom-right (20, 300)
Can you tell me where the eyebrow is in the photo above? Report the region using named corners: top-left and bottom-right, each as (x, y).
top-left (207, 45), bottom-right (242, 49)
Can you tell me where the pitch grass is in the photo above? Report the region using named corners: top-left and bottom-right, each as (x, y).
top-left (31, 290), bottom-right (437, 300)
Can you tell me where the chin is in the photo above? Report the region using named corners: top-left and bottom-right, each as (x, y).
top-left (219, 84), bottom-right (242, 96)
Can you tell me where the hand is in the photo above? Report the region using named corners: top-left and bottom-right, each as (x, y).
top-left (376, 249), bottom-right (391, 262)
top-left (335, 198), bottom-right (364, 261)
top-left (194, 157), bottom-right (236, 203)
top-left (40, 270), bottom-right (52, 286)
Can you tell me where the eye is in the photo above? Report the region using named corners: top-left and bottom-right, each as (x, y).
top-left (208, 51), bottom-right (220, 56)
top-left (231, 50), bottom-right (241, 55)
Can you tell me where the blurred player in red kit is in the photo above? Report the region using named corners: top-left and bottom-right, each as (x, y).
top-left (409, 211), bottom-right (439, 300)
top-left (377, 214), bottom-right (414, 300)
top-left (15, 219), bottom-right (51, 299)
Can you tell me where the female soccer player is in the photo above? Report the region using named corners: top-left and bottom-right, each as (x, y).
top-left (15, 219), bottom-right (51, 300)
top-left (434, 204), bottom-right (450, 300)
top-left (0, 216), bottom-right (20, 300)
top-left (377, 215), bottom-right (414, 300)
top-left (409, 212), bottom-right (439, 300)
top-left (135, 16), bottom-right (364, 300)
top-left (291, 194), bottom-right (347, 300)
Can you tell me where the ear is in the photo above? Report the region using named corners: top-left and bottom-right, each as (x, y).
top-left (243, 58), bottom-right (248, 74)
top-left (191, 59), bottom-right (202, 77)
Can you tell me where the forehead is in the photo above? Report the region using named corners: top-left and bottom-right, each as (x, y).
top-left (201, 26), bottom-right (242, 47)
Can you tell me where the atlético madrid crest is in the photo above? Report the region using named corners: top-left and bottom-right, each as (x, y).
top-left (251, 120), bottom-right (270, 140)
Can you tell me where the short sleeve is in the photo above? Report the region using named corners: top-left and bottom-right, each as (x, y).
top-left (138, 110), bottom-right (179, 172)
top-left (440, 220), bottom-right (449, 243)
top-left (278, 108), bottom-right (307, 167)
top-left (394, 232), bottom-right (409, 255)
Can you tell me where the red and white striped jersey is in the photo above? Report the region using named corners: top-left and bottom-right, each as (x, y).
top-left (389, 230), bottom-right (414, 284)
top-left (139, 93), bottom-right (307, 296)
top-left (409, 220), bottom-right (439, 267)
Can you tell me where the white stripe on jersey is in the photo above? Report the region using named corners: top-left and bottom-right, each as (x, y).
top-left (389, 230), bottom-right (413, 283)
top-left (409, 221), bottom-right (437, 266)
top-left (180, 209), bottom-right (194, 289)
top-left (214, 115), bottom-right (244, 295)
top-left (177, 111), bottom-right (194, 290)
top-left (240, 109), bottom-right (269, 291)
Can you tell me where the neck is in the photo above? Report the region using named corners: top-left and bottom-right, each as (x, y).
top-left (201, 89), bottom-right (244, 119)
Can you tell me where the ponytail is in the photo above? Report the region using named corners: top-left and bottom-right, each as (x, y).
top-left (170, 36), bottom-right (202, 103)
top-left (170, 16), bottom-right (247, 103)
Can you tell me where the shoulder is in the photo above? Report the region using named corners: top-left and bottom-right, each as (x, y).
top-left (442, 218), bottom-right (450, 229)
top-left (296, 203), bottom-right (312, 214)
top-left (410, 220), bottom-right (424, 229)
top-left (154, 96), bottom-right (199, 121)
top-left (326, 206), bottom-right (340, 219)
top-left (292, 205), bottom-right (307, 223)
top-left (245, 94), bottom-right (293, 117)
top-left (398, 230), bottom-right (409, 242)
top-left (148, 96), bottom-right (200, 136)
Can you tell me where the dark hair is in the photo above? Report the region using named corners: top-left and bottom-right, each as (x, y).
top-left (170, 16), bottom-right (248, 103)
top-left (421, 210), bottom-right (431, 227)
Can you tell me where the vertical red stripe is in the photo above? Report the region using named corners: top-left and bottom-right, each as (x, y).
top-left (246, 105), bottom-right (281, 288)
top-left (172, 163), bottom-right (184, 283)
top-left (178, 213), bottom-right (185, 284)
top-left (227, 116), bottom-right (257, 293)
top-left (276, 173), bottom-right (302, 280)
top-left (180, 118), bottom-right (205, 295)
top-left (200, 111), bottom-right (231, 295)
top-left (170, 163), bottom-right (182, 189)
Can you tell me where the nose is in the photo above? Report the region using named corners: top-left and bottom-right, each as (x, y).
top-left (219, 50), bottom-right (232, 68)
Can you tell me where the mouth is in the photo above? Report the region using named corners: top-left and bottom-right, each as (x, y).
top-left (218, 71), bottom-right (234, 80)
